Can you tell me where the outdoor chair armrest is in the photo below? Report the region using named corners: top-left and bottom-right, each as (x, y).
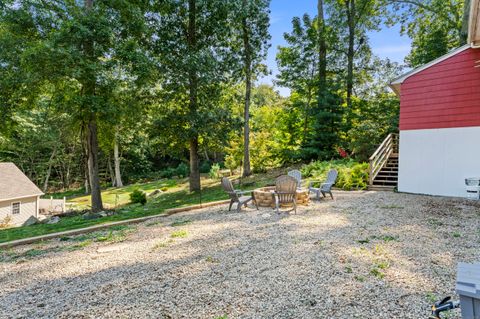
top-left (319, 182), bottom-right (334, 190)
top-left (273, 191), bottom-right (296, 195)
top-left (235, 189), bottom-right (252, 195)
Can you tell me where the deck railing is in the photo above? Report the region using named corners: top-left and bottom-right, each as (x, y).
top-left (369, 133), bottom-right (399, 185)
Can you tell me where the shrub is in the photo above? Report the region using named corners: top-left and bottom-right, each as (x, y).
top-left (301, 159), bottom-right (369, 190)
top-left (199, 161), bottom-right (212, 174)
top-left (175, 163), bottom-right (189, 178)
top-left (160, 168), bottom-right (176, 179)
top-left (0, 215), bottom-right (13, 229)
top-left (130, 189), bottom-right (147, 205)
top-left (209, 163), bottom-right (221, 179)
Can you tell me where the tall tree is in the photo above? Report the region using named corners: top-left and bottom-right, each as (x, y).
top-left (388, 0), bottom-right (465, 67)
top-left (0, 0), bottom-right (153, 210)
top-left (329, 0), bottom-right (381, 109)
top-left (318, 0), bottom-right (327, 92)
top-left (277, 14), bottom-right (319, 144)
top-left (232, 0), bottom-right (270, 177)
top-left (462, 0), bottom-right (471, 43)
top-left (151, 0), bottom-right (235, 191)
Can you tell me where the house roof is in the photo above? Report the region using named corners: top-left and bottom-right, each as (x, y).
top-left (0, 163), bottom-right (43, 201)
top-left (389, 44), bottom-right (472, 96)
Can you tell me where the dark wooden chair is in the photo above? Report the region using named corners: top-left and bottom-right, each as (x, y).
top-left (273, 175), bottom-right (297, 214)
top-left (221, 177), bottom-right (257, 212)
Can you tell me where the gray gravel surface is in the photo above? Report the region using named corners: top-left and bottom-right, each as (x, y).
top-left (1, 191), bottom-right (479, 319)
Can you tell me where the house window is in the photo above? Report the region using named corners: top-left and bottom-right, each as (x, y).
top-left (11, 202), bottom-right (20, 215)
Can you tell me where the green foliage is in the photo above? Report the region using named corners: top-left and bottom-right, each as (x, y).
top-left (171, 230), bottom-right (188, 238)
top-left (389, 0), bottom-right (466, 67)
top-left (209, 163), bottom-right (221, 179)
top-left (175, 163), bottom-right (189, 178)
top-left (130, 189), bottom-right (147, 205)
top-left (200, 161), bottom-right (212, 174)
top-left (301, 159), bottom-right (369, 190)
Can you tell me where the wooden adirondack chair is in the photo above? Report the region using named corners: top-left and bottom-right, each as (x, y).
top-left (308, 169), bottom-right (338, 200)
top-left (287, 169), bottom-right (303, 189)
top-left (273, 175), bottom-right (297, 214)
top-left (221, 177), bottom-right (257, 212)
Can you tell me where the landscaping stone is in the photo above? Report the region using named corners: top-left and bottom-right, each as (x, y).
top-left (82, 213), bottom-right (102, 220)
top-left (23, 216), bottom-right (39, 226)
top-left (46, 216), bottom-right (60, 224)
top-left (148, 189), bottom-right (163, 198)
top-left (0, 191), bottom-right (474, 318)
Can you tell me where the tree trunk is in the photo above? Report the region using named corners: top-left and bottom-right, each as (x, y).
top-left (345, 0), bottom-right (355, 110)
top-left (113, 129), bottom-right (123, 187)
top-left (304, 90), bottom-right (312, 144)
top-left (43, 147), bottom-right (57, 192)
top-left (108, 155), bottom-right (115, 187)
top-left (84, 159), bottom-right (90, 194)
top-left (242, 0), bottom-right (252, 177)
top-left (86, 117), bottom-right (103, 212)
top-left (187, 0), bottom-right (201, 192)
top-left (83, 0), bottom-right (103, 211)
top-left (189, 137), bottom-right (201, 191)
top-left (317, 0), bottom-right (327, 92)
top-left (462, 0), bottom-right (471, 44)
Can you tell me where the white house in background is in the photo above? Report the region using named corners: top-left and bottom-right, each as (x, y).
top-left (0, 162), bottom-right (43, 226)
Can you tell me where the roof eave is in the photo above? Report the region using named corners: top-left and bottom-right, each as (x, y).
top-left (389, 83), bottom-right (401, 97)
top-left (388, 44), bottom-right (472, 89)
top-left (0, 193), bottom-right (44, 202)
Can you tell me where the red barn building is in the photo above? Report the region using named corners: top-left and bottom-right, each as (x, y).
top-left (389, 45), bottom-right (480, 197)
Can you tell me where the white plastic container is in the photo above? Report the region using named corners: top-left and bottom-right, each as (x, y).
top-left (465, 178), bottom-right (480, 200)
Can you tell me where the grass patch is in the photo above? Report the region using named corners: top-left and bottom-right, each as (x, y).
top-left (146, 220), bottom-right (162, 227)
top-left (171, 230), bottom-right (188, 238)
top-left (0, 173), bottom-right (274, 244)
top-left (357, 238), bottom-right (370, 244)
top-left (370, 260), bottom-right (389, 279)
top-left (370, 268), bottom-right (385, 279)
top-left (151, 239), bottom-right (174, 251)
top-left (354, 275), bottom-right (366, 282)
top-left (206, 256), bottom-right (219, 263)
top-left (453, 232), bottom-right (461, 238)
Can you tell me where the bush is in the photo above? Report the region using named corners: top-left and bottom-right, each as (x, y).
top-left (130, 189), bottom-right (147, 205)
top-left (175, 163), bottom-right (189, 178)
top-left (301, 159), bottom-right (369, 190)
top-left (160, 168), bottom-right (176, 179)
top-left (209, 163), bottom-right (221, 179)
top-left (0, 215), bottom-right (12, 229)
top-left (199, 161), bottom-right (212, 174)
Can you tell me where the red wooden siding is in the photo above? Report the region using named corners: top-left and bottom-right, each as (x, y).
top-left (400, 48), bottom-right (480, 130)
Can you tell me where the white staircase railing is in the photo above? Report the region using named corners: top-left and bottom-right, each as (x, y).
top-left (369, 133), bottom-right (399, 186)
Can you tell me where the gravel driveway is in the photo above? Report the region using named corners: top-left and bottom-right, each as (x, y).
top-left (1, 191), bottom-right (479, 319)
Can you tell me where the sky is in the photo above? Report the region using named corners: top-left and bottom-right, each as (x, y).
top-left (260, 1), bottom-right (412, 96)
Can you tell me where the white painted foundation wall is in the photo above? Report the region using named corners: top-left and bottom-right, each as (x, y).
top-left (398, 126), bottom-right (480, 198)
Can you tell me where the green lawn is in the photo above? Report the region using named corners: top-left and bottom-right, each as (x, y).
top-left (66, 179), bottom-right (179, 210)
top-left (0, 172), bottom-right (276, 244)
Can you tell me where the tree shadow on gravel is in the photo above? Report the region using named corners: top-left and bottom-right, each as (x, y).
top-left (0, 191), bottom-right (474, 318)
